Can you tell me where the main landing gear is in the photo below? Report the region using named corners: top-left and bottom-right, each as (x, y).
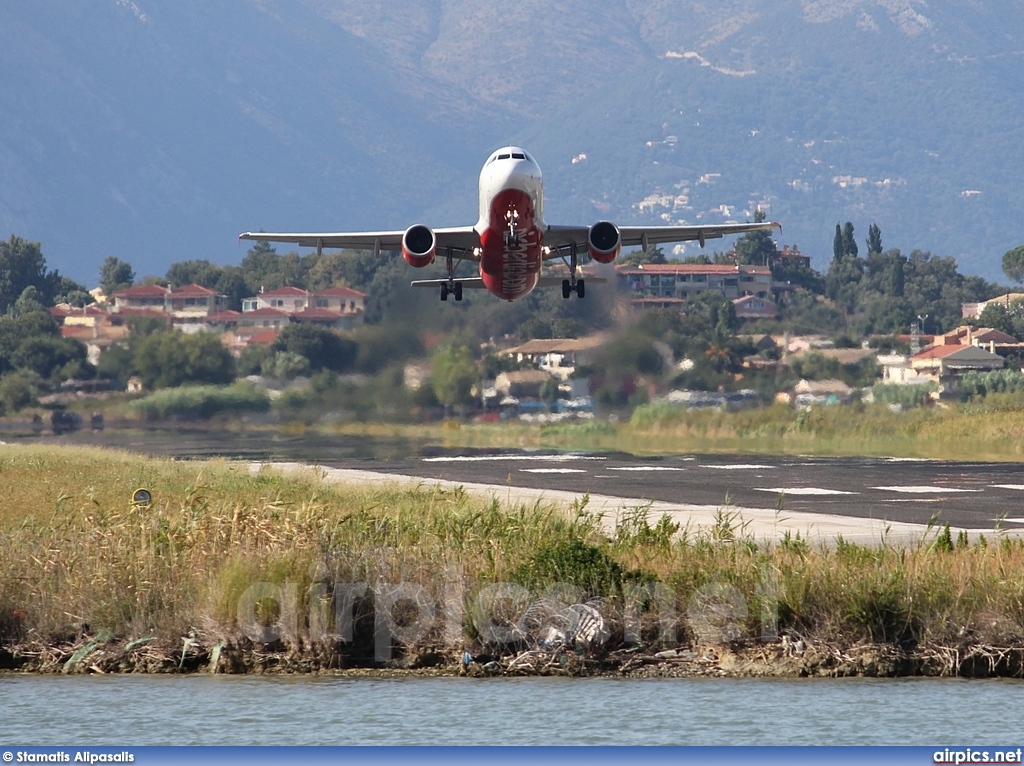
top-left (440, 282), bottom-right (463, 301)
top-left (440, 246), bottom-right (463, 301)
top-left (560, 243), bottom-right (585, 299)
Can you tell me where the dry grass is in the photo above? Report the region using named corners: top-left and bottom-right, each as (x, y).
top-left (2, 444), bottom-right (1024, 664)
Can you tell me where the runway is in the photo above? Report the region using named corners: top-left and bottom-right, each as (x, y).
top-left (257, 450), bottom-right (1024, 544)
top-left (325, 451), bottom-right (1024, 530)
top-left (32, 429), bottom-right (1024, 542)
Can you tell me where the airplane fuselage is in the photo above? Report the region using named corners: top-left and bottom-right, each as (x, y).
top-left (475, 148), bottom-right (546, 300)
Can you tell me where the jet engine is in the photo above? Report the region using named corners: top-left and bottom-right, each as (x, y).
top-left (402, 224), bottom-right (436, 267)
top-left (587, 221), bottom-right (621, 264)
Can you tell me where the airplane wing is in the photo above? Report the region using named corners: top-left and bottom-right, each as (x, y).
top-left (238, 226), bottom-right (481, 257)
top-left (541, 221), bottom-right (780, 260)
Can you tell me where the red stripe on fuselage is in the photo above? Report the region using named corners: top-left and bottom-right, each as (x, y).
top-left (479, 189), bottom-right (542, 301)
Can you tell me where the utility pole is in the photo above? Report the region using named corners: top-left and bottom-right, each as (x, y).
top-left (912, 314), bottom-right (928, 356)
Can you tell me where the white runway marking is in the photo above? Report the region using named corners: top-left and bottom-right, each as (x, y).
top-left (521, 468), bottom-right (588, 474)
top-left (423, 454), bottom-right (604, 463)
top-left (873, 486), bottom-right (980, 493)
top-left (701, 464), bottom-right (773, 470)
top-left (756, 487), bottom-right (858, 496)
top-left (607, 466), bottom-right (685, 471)
top-left (1000, 518), bottom-right (1024, 523)
top-left (992, 484), bottom-right (1024, 490)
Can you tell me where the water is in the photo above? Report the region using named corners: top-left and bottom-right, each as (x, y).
top-left (1, 675), bottom-right (1022, 745)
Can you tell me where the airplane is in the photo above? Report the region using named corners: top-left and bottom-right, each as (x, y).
top-left (239, 146), bottom-right (780, 303)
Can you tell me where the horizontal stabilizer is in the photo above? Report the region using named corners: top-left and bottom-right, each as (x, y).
top-left (411, 278), bottom-right (487, 288)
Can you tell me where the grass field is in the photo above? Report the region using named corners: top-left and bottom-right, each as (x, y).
top-left (2, 444), bottom-right (1024, 674)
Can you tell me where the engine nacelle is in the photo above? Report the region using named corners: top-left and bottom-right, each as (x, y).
top-left (402, 224), bottom-right (436, 268)
top-left (587, 221), bottom-right (621, 264)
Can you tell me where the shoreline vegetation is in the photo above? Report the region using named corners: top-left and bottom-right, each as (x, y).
top-left (10, 389), bottom-right (1024, 462)
top-left (3, 445), bottom-right (1024, 678)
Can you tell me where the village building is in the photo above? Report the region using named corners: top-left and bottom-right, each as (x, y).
top-left (616, 263), bottom-right (773, 307)
top-left (501, 335), bottom-right (607, 380)
top-left (241, 286), bottom-right (365, 318)
top-left (495, 369), bottom-right (554, 399)
top-left (111, 284), bottom-right (171, 312)
top-left (790, 379), bottom-right (853, 407)
top-left (962, 293), bottom-right (1024, 320)
top-left (910, 344), bottom-right (1005, 379)
top-left (732, 294), bottom-right (777, 320)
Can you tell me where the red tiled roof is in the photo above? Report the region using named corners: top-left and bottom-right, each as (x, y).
top-left (616, 263), bottom-right (771, 275)
top-left (314, 286), bottom-right (366, 298)
top-left (168, 283), bottom-right (220, 298)
top-left (206, 310), bottom-right (243, 323)
top-left (258, 286), bottom-right (309, 297)
top-left (243, 330), bottom-right (280, 345)
top-left (913, 344), bottom-right (975, 361)
top-left (114, 284), bottom-right (170, 299)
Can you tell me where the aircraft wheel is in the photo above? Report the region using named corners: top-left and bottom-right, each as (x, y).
top-left (576, 279), bottom-right (586, 299)
top-left (561, 279), bottom-right (571, 299)
top-left (440, 284), bottom-right (449, 301)
top-left (454, 283), bottom-right (463, 301)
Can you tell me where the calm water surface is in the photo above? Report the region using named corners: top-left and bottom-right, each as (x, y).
top-left (1, 676), bottom-right (1022, 745)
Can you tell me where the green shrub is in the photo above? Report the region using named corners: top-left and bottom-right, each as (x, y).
top-left (129, 382), bottom-right (270, 421)
top-left (515, 539), bottom-right (624, 596)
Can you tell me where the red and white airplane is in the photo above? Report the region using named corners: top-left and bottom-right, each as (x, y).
top-left (240, 146), bottom-right (780, 302)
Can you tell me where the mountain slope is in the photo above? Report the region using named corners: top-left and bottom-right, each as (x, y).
top-left (1, 0), bottom-right (1023, 283)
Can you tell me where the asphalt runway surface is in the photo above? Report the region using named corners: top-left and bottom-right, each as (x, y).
top-left (26, 429), bottom-right (1024, 532)
top-left (338, 451), bottom-right (1024, 532)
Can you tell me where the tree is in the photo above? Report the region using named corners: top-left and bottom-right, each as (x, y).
top-left (866, 223), bottom-right (883, 256)
top-left (240, 241), bottom-right (283, 293)
top-left (99, 256), bottom-right (135, 297)
top-left (431, 344), bottom-right (478, 410)
top-left (1002, 245), bottom-right (1024, 284)
top-left (271, 324), bottom-right (357, 373)
top-left (978, 303), bottom-right (1017, 336)
top-left (621, 245), bottom-right (667, 266)
top-left (12, 335), bottom-right (92, 381)
top-left (0, 235), bottom-right (59, 312)
top-left (0, 309), bottom-right (59, 376)
top-left (133, 331), bottom-right (235, 389)
top-left (166, 259), bottom-right (221, 288)
top-left (0, 372), bottom-right (35, 415)
top-left (215, 266), bottom-right (250, 311)
top-left (734, 209), bottom-right (779, 266)
top-left (842, 222), bottom-right (858, 259)
top-left (13, 286), bottom-right (46, 317)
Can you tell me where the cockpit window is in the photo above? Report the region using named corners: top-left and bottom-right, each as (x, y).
top-left (511, 152), bottom-right (526, 159)
top-left (497, 153), bottom-right (511, 160)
